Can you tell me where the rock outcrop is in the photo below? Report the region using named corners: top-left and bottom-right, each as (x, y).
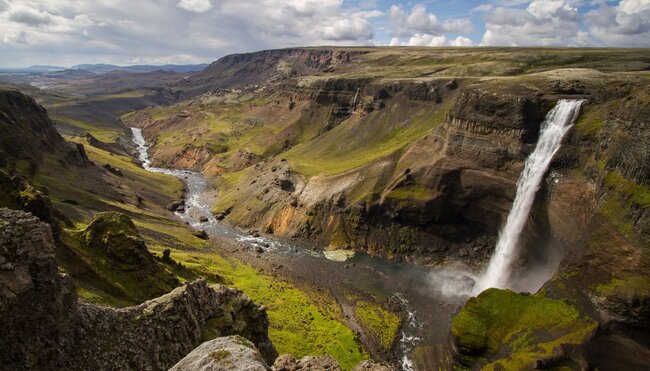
top-left (0, 89), bottom-right (89, 173)
top-left (0, 208), bottom-right (77, 370)
top-left (0, 170), bottom-right (57, 231)
top-left (0, 208), bottom-right (276, 370)
top-left (73, 280), bottom-right (277, 369)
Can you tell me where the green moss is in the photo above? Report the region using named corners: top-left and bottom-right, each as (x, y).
top-left (452, 289), bottom-right (596, 368)
top-left (595, 276), bottom-right (650, 297)
top-left (62, 212), bottom-right (180, 305)
top-left (354, 301), bottom-right (402, 351)
top-left (572, 106), bottom-right (604, 139)
top-left (166, 249), bottom-right (367, 370)
top-left (604, 171), bottom-right (650, 208)
top-left (209, 349), bottom-right (231, 361)
top-left (600, 170), bottom-right (650, 243)
top-left (329, 226), bottom-right (351, 249)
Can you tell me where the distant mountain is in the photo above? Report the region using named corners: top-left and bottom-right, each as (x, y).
top-left (0, 65), bottom-right (66, 73)
top-left (70, 63), bottom-right (209, 74)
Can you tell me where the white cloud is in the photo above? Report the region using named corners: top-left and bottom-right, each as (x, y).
top-left (471, 4), bottom-right (494, 13)
top-left (389, 4), bottom-right (472, 37)
top-left (319, 17), bottom-right (372, 41)
top-left (405, 33), bottom-right (447, 46)
top-left (585, 0), bottom-right (650, 46)
top-left (0, 0), bottom-right (379, 67)
top-left (388, 34), bottom-right (474, 47)
top-left (450, 35), bottom-right (474, 46)
top-left (619, 0), bottom-right (650, 13)
top-left (480, 0), bottom-right (582, 46)
top-left (177, 0), bottom-right (212, 13)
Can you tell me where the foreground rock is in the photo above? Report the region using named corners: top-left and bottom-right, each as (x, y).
top-left (0, 208), bottom-right (277, 370)
top-left (272, 354), bottom-right (341, 370)
top-left (172, 340), bottom-right (398, 371)
top-left (170, 336), bottom-right (269, 371)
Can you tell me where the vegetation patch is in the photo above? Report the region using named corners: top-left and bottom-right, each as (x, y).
top-left (451, 288), bottom-right (596, 369)
top-left (385, 185), bottom-right (434, 201)
top-left (285, 99), bottom-right (452, 177)
top-left (149, 247), bottom-right (367, 370)
top-left (600, 170), bottom-right (650, 244)
top-left (354, 301), bottom-right (402, 352)
top-left (595, 275), bottom-right (650, 298)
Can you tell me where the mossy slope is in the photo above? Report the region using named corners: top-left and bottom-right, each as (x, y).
top-left (451, 288), bottom-right (596, 369)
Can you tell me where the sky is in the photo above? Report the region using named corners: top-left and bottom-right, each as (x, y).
top-left (0, 0), bottom-right (649, 67)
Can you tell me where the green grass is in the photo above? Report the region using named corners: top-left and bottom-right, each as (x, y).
top-left (385, 185), bottom-right (434, 201)
top-left (285, 99), bottom-right (452, 177)
top-left (60, 218), bottom-right (179, 305)
top-left (155, 248), bottom-right (367, 370)
top-left (451, 288), bottom-right (596, 369)
top-left (51, 115), bottom-right (123, 143)
top-left (354, 301), bottom-right (402, 351)
top-left (68, 135), bottom-right (183, 197)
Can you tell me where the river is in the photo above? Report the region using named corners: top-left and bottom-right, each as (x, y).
top-left (131, 127), bottom-right (466, 370)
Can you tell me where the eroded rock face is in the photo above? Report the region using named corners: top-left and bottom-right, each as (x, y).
top-left (0, 208), bottom-right (77, 370)
top-left (0, 89), bottom-right (89, 172)
top-left (0, 208), bottom-right (277, 370)
top-left (73, 281), bottom-right (277, 369)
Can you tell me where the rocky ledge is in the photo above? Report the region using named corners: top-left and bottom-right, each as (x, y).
top-left (0, 208), bottom-right (276, 370)
top-left (172, 336), bottom-right (396, 371)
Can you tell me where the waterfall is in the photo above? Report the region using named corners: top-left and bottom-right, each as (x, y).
top-left (472, 99), bottom-right (584, 294)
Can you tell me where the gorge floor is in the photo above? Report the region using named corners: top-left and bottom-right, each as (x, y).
top-left (131, 127), bottom-right (468, 370)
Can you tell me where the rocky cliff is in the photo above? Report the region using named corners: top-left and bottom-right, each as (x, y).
top-left (0, 208), bottom-right (277, 370)
top-left (0, 90), bottom-right (89, 174)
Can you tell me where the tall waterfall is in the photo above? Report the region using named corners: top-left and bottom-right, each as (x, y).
top-left (472, 99), bottom-right (584, 294)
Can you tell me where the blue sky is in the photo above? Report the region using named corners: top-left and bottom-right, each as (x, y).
top-left (0, 0), bottom-right (648, 67)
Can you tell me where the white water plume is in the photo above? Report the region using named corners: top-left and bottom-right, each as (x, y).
top-left (473, 99), bottom-right (584, 295)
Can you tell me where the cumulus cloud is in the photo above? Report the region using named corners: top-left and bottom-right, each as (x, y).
top-left (177, 0), bottom-right (212, 13)
top-left (479, 0), bottom-right (650, 47)
top-left (319, 17), bottom-right (372, 41)
top-left (388, 34), bottom-right (474, 47)
top-left (450, 35), bottom-right (474, 46)
top-left (389, 4), bottom-right (472, 37)
top-left (1, 0), bottom-right (648, 67)
top-left (585, 0), bottom-right (650, 46)
top-left (480, 0), bottom-right (582, 46)
top-left (0, 0), bottom-right (378, 67)
top-left (406, 33), bottom-right (447, 46)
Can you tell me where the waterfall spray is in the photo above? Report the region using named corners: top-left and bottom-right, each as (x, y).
top-left (472, 99), bottom-right (584, 295)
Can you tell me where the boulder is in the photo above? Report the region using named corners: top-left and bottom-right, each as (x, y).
top-left (353, 360), bottom-right (396, 371)
top-left (170, 336), bottom-right (270, 371)
top-left (194, 229), bottom-right (209, 239)
top-left (272, 354), bottom-right (341, 371)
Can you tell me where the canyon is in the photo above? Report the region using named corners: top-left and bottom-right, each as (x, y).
top-left (1, 47), bottom-right (649, 370)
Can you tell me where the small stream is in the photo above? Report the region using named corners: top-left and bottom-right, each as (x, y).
top-left (131, 127), bottom-right (466, 370)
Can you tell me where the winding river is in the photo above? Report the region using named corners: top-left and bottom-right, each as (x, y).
top-left (131, 127), bottom-right (465, 370)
